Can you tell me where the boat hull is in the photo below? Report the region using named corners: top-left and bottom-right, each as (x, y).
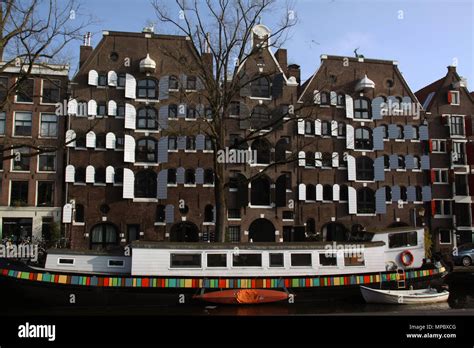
top-left (194, 289), bottom-right (289, 304)
top-left (360, 286), bottom-right (450, 304)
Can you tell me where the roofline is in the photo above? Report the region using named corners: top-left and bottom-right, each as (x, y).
top-left (0, 62), bottom-right (69, 76)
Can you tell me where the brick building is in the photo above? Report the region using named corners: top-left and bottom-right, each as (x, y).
top-left (0, 63), bottom-right (68, 241)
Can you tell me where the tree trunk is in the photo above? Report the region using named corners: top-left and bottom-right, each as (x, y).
top-left (214, 162), bottom-right (227, 242)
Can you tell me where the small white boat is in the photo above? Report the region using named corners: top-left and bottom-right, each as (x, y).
top-left (360, 286), bottom-right (449, 305)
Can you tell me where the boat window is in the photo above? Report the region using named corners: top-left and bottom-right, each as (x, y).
top-left (269, 253), bottom-right (284, 267)
top-left (108, 260), bottom-right (125, 267)
top-left (344, 255), bottom-right (365, 266)
top-left (290, 253), bottom-right (312, 267)
top-left (170, 253), bottom-right (202, 268)
top-left (207, 254), bottom-right (227, 268)
top-left (58, 258), bottom-right (74, 265)
top-left (319, 254), bottom-right (337, 266)
top-left (388, 232), bottom-right (417, 249)
top-left (232, 254), bottom-right (262, 267)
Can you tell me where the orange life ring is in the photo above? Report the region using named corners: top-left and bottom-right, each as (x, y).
top-left (400, 250), bottom-right (414, 267)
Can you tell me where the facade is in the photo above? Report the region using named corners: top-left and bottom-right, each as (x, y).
top-left (415, 66), bottom-right (474, 254)
top-left (0, 63), bottom-right (68, 241)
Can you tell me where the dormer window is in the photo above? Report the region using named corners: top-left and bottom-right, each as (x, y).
top-left (448, 91), bottom-right (460, 105)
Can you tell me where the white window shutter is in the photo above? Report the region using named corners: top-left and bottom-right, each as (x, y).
top-left (86, 165), bottom-right (95, 183)
top-left (316, 184), bottom-right (323, 201)
top-left (108, 71), bottom-right (118, 87)
top-left (123, 168), bottom-right (135, 199)
top-left (331, 120), bottom-right (338, 136)
top-left (108, 100), bottom-right (117, 116)
top-left (124, 103), bottom-right (136, 129)
top-left (65, 165), bottom-right (75, 183)
top-left (348, 187), bottom-right (357, 214)
top-left (67, 99), bottom-right (78, 115)
top-left (330, 91), bottom-right (337, 105)
top-left (315, 152), bottom-right (322, 167)
top-left (106, 166), bottom-right (115, 184)
top-left (88, 100), bottom-right (97, 117)
top-left (124, 135), bottom-right (136, 163)
top-left (297, 119), bottom-right (305, 135)
top-left (347, 155), bottom-right (356, 181)
top-left (298, 151), bottom-right (306, 166)
top-left (315, 119), bottom-right (322, 135)
top-left (105, 132), bottom-right (116, 149)
top-left (65, 130), bottom-right (76, 147)
top-left (346, 124), bottom-right (354, 149)
top-left (62, 204), bottom-right (73, 223)
top-left (313, 90), bottom-right (320, 104)
top-left (298, 183), bottom-right (306, 201)
top-left (332, 152), bottom-right (339, 167)
top-left (125, 73), bottom-right (136, 99)
top-left (88, 70), bottom-right (98, 86)
top-left (345, 95), bottom-right (354, 119)
top-left (86, 131), bottom-right (96, 148)
top-left (333, 184), bottom-right (340, 201)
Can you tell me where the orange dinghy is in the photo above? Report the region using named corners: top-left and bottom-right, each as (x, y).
top-left (194, 289), bottom-right (289, 305)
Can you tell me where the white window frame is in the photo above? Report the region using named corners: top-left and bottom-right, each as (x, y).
top-left (57, 258), bottom-right (75, 266)
top-left (449, 91), bottom-right (460, 106)
top-left (431, 139), bottom-right (447, 153)
top-left (439, 229), bottom-right (452, 245)
top-left (38, 112), bottom-right (59, 139)
top-left (40, 78), bottom-right (61, 105)
top-left (12, 111), bottom-right (33, 137)
top-left (14, 77), bottom-right (35, 104)
top-left (433, 169), bottom-right (449, 184)
top-left (37, 151), bottom-right (57, 173)
top-left (433, 199), bottom-right (453, 218)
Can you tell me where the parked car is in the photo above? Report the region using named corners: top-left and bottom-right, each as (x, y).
top-left (452, 243), bottom-right (474, 266)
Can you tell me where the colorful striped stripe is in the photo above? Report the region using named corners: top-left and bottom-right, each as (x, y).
top-left (0, 267), bottom-right (445, 289)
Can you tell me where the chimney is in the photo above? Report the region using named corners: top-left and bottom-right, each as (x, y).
top-left (287, 64), bottom-right (301, 84)
top-left (79, 32), bottom-right (92, 69)
top-left (275, 49), bottom-right (287, 72)
top-left (447, 65), bottom-right (457, 73)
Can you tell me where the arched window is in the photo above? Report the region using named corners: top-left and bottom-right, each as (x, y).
top-left (322, 152), bottom-right (332, 168)
top-left (136, 138), bottom-right (157, 162)
top-left (381, 124), bottom-right (388, 138)
top-left (400, 186), bottom-right (407, 201)
top-left (340, 185), bottom-right (348, 201)
top-left (320, 91), bottom-right (330, 105)
top-left (251, 105), bottom-right (271, 129)
top-left (357, 188), bottom-right (375, 214)
top-left (186, 105), bottom-right (197, 119)
top-left (187, 76), bottom-right (197, 90)
top-left (186, 136), bottom-right (196, 150)
top-left (137, 78), bottom-right (157, 99)
top-left (306, 218), bottom-right (316, 233)
top-left (168, 104), bottom-right (178, 118)
top-left (169, 75), bottom-right (179, 90)
top-left (356, 156), bottom-right (374, 181)
top-left (338, 122), bottom-right (346, 136)
top-left (384, 186), bottom-right (392, 202)
top-left (185, 169), bottom-right (195, 184)
top-left (96, 133), bottom-right (106, 148)
top-left (135, 170), bottom-right (157, 198)
top-left (413, 156), bottom-right (420, 169)
top-left (323, 184), bottom-right (333, 201)
top-left (383, 155), bottom-right (390, 169)
top-left (412, 126), bottom-right (419, 139)
top-left (75, 132), bottom-right (86, 148)
top-left (396, 125), bottom-right (404, 139)
top-left (250, 175), bottom-right (271, 205)
top-left (275, 138), bottom-right (289, 162)
top-left (115, 168), bottom-right (123, 183)
top-left (156, 205), bottom-right (166, 222)
top-left (305, 120), bottom-right (314, 134)
top-left (75, 204), bottom-right (85, 222)
top-left (204, 204), bottom-right (214, 222)
top-left (204, 169), bottom-right (214, 185)
top-left (137, 107), bottom-right (158, 130)
top-left (321, 121), bottom-right (330, 136)
top-left (75, 167), bottom-right (85, 182)
top-left (398, 155), bottom-right (405, 169)
top-left (250, 76), bottom-right (270, 98)
top-left (355, 127), bottom-right (372, 149)
top-left (337, 94), bottom-right (345, 106)
top-left (306, 184), bottom-right (316, 201)
top-left (95, 167), bottom-right (106, 183)
top-left (168, 168), bottom-right (177, 184)
top-left (251, 138), bottom-right (271, 164)
top-left (415, 186), bottom-right (422, 201)
top-left (354, 98), bottom-right (371, 119)
top-left (90, 223), bottom-right (119, 250)
top-left (306, 151), bottom-right (315, 167)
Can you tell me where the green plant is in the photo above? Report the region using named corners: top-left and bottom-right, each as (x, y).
top-left (424, 228), bottom-right (433, 259)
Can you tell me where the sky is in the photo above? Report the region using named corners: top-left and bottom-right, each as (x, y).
top-left (65, 0), bottom-right (473, 93)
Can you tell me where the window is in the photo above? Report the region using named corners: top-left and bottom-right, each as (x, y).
top-left (168, 169), bottom-right (177, 184)
top-left (108, 260), bottom-right (124, 267)
top-left (116, 136), bottom-right (124, 150)
top-left (90, 223), bottom-right (119, 250)
top-left (232, 254), bottom-right (262, 267)
top-left (415, 186), bottom-right (422, 201)
top-left (135, 170), bottom-right (157, 198)
top-left (305, 120), bottom-right (314, 135)
top-left (169, 75), bottom-right (179, 90)
top-left (354, 98), bottom-right (370, 119)
top-left (357, 188), bottom-right (375, 214)
top-left (449, 91), bottom-right (460, 105)
top-left (250, 176), bottom-right (271, 205)
top-left (117, 74), bottom-right (126, 87)
top-left (339, 185), bottom-right (348, 201)
top-left (250, 105), bottom-right (271, 129)
top-left (355, 128), bottom-right (372, 149)
top-left (385, 186), bottom-right (392, 202)
top-left (10, 181), bottom-right (28, 206)
top-left (168, 136), bottom-right (177, 150)
top-left (98, 73), bottom-right (107, 86)
top-left (229, 102), bottom-right (240, 116)
top-left (251, 138), bottom-right (271, 164)
top-left (204, 169), bottom-right (214, 185)
top-left (97, 102), bottom-right (107, 116)
top-left (228, 226), bottom-right (240, 242)
top-left (127, 224), bottom-right (140, 242)
top-left (0, 77), bottom-right (8, 102)
top-left (75, 167), bottom-right (86, 183)
top-left (412, 126), bottom-right (419, 140)
top-left (337, 94), bottom-right (345, 106)
top-left (435, 200), bottom-right (452, 216)
top-left (322, 152), bottom-right (332, 168)
top-left (396, 125), bottom-right (404, 139)
top-left (186, 76), bottom-right (197, 90)
top-left (388, 232), bottom-right (417, 248)
top-left (39, 114), bottom-right (58, 138)
top-left (450, 116), bottom-right (465, 136)
top-left (321, 121), bottom-right (330, 136)
top-left (96, 133), bottom-right (106, 149)
top-left (75, 204), bottom-right (85, 222)
top-left (137, 107), bottom-right (158, 130)
top-left (0, 112), bottom-right (6, 135)
top-left (168, 104), bottom-right (178, 118)
top-left (282, 211), bottom-right (294, 220)
top-left (306, 218), bottom-right (315, 234)
top-left (14, 112), bottom-right (32, 136)
top-left (137, 78), bottom-right (157, 99)
top-left (306, 184), bottom-right (316, 201)
top-left (185, 169), bottom-right (195, 185)
top-left (344, 255), bottom-right (365, 266)
top-left (38, 151), bottom-right (56, 172)
top-left (319, 254), bottom-right (337, 266)
top-left (269, 253), bottom-right (284, 267)
top-left (381, 125), bottom-right (388, 139)
top-left (204, 136), bottom-right (213, 151)
top-left (291, 254), bottom-right (312, 267)
top-left (12, 147), bottom-right (30, 171)
top-left (356, 156), bottom-right (374, 181)
top-left (41, 79), bottom-right (60, 103)
top-left (439, 229), bottom-right (452, 244)
top-left (207, 254), bottom-right (226, 267)
top-left (186, 106), bottom-right (197, 119)
top-left (16, 78), bottom-right (34, 102)
top-left (431, 140), bottom-right (446, 153)
top-left (58, 258), bottom-right (74, 265)
top-left (338, 122), bottom-right (345, 136)
top-left (434, 169), bottom-right (449, 184)
top-left (156, 205), bottom-right (166, 223)
top-left (413, 156), bottom-right (420, 170)
top-left (320, 91), bottom-right (330, 105)
top-left (170, 254), bottom-right (201, 268)
top-left (116, 104), bottom-right (125, 117)
top-left (136, 138), bottom-right (157, 163)
top-left (95, 167), bottom-right (106, 184)
top-left (398, 155), bottom-right (405, 169)
top-left (383, 155), bottom-right (390, 169)
top-left (306, 151), bottom-right (315, 167)
top-left (186, 136), bottom-right (196, 150)
top-left (250, 76), bottom-right (270, 98)
top-left (37, 181), bottom-right (54, 206)
top-left (323, 185), bottom-right (332, 201)
top-left (204, 205), bottom-right (214, 223)
top-left (400, 186), bottom-right (407, 201)
top-left (114, 168), bottom-right (123, 184)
